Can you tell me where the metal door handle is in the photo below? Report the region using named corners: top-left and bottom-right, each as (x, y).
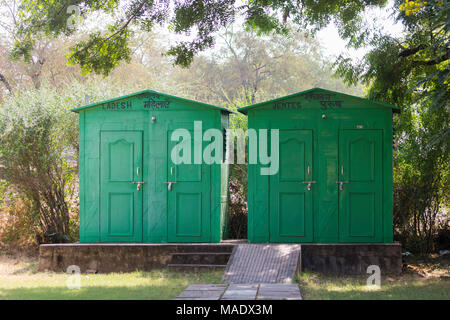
top-left (164, 181), bottom-right (177, 191)
top-left (336, 181), bottom-right (349, 190)
top-left (302, 181), bottom-right (316, 191)
top-left (132, 181), bottom-right (146, 191)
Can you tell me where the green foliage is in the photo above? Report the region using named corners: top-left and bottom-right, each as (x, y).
top-left (0, 81), bottom-right (132, 244)
top-left (67, 27), bottom-right (132, 75)
top-left (9, 39), bottom-right (34, 62)
top-left (167, 0), bottom-right (235, 67)
top-left (336, 0), bottom-right (449, 119)
top-left (334, 0), bottom-right (449, 253)
top-left (0, 88), bottom-right (76, 243)
top-left (393, 104), bottom-right (449, 253)
top-left (12, 0), bottom-right (388, 74)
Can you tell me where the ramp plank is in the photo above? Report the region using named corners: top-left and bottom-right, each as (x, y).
top-left (222, 244), bottom-right (301, 284)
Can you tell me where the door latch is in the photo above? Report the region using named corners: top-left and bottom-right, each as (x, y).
top-left (302, 181), bottom-right (316, 191)
top-left (164, 181), bottom-right (177, 191)
top-left (336, 181), bottom-right (349, 190)
top-left (132, 181), bottom-right (146, 191)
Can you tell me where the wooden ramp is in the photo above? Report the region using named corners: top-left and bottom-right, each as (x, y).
top-left (222, 244), bottom-right (301, 284)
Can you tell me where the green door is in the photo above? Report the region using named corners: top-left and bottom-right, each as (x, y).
top-left (338, 129), bottom-right (383, 242)
top-left (270, 130), bottom-right (314, 242)
top-left (167, 130), bottom-right (211, 242)
top-left (100, 131), bottom-right (143, 242)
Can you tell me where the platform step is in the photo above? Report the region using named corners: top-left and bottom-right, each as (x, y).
top-left (167, 264), bottom-right (227, 271)
top-left (170, 252), bottom-right (231, 265)
top-left (174, 245), bottom-right (234, 253)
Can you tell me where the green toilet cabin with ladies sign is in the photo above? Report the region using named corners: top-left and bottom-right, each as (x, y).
top-left (238, 88), bottom-right (400, 243)
top-left (72, 90), bottom-right (231, 243)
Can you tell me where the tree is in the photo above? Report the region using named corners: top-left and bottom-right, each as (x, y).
top-left (336, 0), bottom-right (448, 130)
top-left (335, 0), bottom-right (449, 252)
top-left (0, 0), bottom-right (89, 97)
top-left (171, 26), bottom-right (362, 106)
top-left (12, 0), bottom-right (388, 75)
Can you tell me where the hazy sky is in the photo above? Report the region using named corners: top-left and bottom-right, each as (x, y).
top-left (317, 0), bottom-right (404, 60)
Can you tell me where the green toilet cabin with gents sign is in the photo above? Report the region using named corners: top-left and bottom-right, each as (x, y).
top-left (238, 88), bottom-right (400, 243)
top-left (72, 90), bottom-right (231, 243)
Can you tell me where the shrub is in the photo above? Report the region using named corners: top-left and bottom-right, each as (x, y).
top-left (392, 104), bottom-right (449, 254)
top-left (0, 87), bottom-right (77, 243)
top-left (0, 181), bottom-right (38, 247)
top-left (0, 81), bottom-right (131, 244)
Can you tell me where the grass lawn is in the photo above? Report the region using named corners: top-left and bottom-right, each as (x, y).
top-left (0, 251), bottom-right (223, 300)
top-left (297, 255), bottom-right (450, 300)
top-left (1, 250), bottom-right (449, 300)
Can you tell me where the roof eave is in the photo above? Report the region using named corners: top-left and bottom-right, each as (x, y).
top-left (237, 88), bottom-right (400, 114)
top-left (71, 89), bottom-right (232, 113)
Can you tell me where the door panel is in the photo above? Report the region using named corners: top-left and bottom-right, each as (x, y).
top-left (339, 129), bottom-right (382, 242)
top-left (270, 130), bottom-right (313, 242)
top-left (167, 130), bottom-right (211, 242)
top-left (175, 193), bottom-right (202, 237)
top-left (279, 193), bottom-right (306, 236)
top-left (100, 131), bottom-right (143, 242)
top-left (108, 193), bottom-right (134, 236)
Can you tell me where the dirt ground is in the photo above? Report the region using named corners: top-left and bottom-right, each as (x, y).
top-left (401, 253), bottom-right (450, 278)
top-left (0, 248), bottom-right (38, 275)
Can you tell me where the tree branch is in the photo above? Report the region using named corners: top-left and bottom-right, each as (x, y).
top-left (104, 1), bottom-right (147, 42)
top-left (398, 44), bottom-right (426, 58)
top-left (412, 48), bottom-right (450, 66)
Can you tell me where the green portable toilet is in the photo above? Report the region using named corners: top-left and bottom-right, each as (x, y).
top-left (72, 90), bottom-right (231, 243)
top-left (238, 88), bottom-right (399, 243)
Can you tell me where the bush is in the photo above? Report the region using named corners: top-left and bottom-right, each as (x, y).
top-left (0, 181), bottom-right (38, 247)
top-left (0, 87), bottom-right (77, 243)
top-left (0, 81), bottom-right (131, 244)
top-left (392, 104), bottom-right (449, 254)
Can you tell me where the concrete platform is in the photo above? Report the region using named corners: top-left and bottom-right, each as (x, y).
top-left (38, 243), bottom-right (235, 273)
top-left (38, 242), bottom-right (402, 275)
top-left (300, 243), bottom-right (402, 275)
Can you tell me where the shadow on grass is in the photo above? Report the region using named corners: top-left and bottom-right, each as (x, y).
top-left (11, 261), bottom-right (38, 275)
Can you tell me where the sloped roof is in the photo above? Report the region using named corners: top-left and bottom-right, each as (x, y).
top-left (71, 89), bottom-right (232, 113)
top-left (237, 87), bottom-right (400, 114)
